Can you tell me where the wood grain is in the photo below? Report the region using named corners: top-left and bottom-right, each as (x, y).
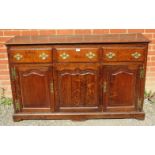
top-left (6, 34), bottom-right (149, 121)
top-left (6, 34), bottom-right (150, 45)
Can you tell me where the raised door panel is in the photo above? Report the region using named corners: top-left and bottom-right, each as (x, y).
top-left (103, 64), bottom-right (142, 112)
top-left (13, 65), bottom-right (54, 112)
top-left (53, 63), bottom-right (102, 112)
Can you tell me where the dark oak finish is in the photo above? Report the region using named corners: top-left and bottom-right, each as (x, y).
top-left (6, 34), bottom-right (149, 121)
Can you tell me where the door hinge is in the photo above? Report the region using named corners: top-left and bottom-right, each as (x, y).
top-left (103, 81), bottom-right (107, 93)
top-left (50, 81), bottom-right (54, 93)
top-left (15, 99), bottom-right (20, 112)
top-left (137, 98), bottom-right (143, 111)
top-left (11, 67), bottom-right (16, 80)
top-left (140, 66), bottom-right (144, 79)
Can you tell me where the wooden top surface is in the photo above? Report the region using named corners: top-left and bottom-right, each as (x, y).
top-left (6, 33), bottom-right (150, 45)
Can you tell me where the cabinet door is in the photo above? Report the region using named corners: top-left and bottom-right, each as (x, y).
top-left (13, 65), bottom-right (54, 112)
top-left (53, 63), bottom-right (102, 112)
top-left (102, 64), bottom-right (144, 112)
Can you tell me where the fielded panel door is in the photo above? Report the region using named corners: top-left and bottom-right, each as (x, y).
top-left (102, 64), bottom-right (144, 112)
top-left (53, 63), bottom-right (102, 112)
top-left (12, 65), bottom-right (54, 112)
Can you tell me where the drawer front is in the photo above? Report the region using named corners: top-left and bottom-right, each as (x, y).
top-left (54, 48), bottom-right (101, 62)
top-left (10, 49), bottom-right (52, 63)
top-left (103, 47), bottom-right (145, 62)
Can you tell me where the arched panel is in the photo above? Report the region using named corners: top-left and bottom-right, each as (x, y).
top-left (22, 70), bottom-right (46, 77)
top-left (109, 70), bottom-right (135, 107)
top-left (16, 66), bottom-right (52, 111)
top-left (103, 65), bottom-right (139, 112)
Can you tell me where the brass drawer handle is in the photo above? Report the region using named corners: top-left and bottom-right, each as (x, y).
top-left (39, 52), bottom-right (49, 60)
top-left (86, 51), bottom-right (96, 59)
top-left (14, 53), bottom-right (23, 60)
top-left (106, 52), bottom-right (116, 59)
top-left (131, 52), bottom-right (141, 59)
top-left (60, 52), bottom-right (70, 60)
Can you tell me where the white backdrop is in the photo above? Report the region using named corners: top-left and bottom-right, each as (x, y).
top-left (0, 0), bottom-right (155, 28)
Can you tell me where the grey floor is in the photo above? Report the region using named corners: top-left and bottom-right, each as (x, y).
top-left (0, 103), bottom-right (155, 126)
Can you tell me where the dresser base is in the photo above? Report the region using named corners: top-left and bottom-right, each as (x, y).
top-left (13, 111), bottom-right (145, 122)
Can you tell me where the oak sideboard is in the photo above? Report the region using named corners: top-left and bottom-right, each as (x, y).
top-left (6, 34), bottom-right (150, 121)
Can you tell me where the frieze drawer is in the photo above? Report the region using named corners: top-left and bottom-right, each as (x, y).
top-left (9, 48), bottom-right (52, 63)
top-left (103, 47), bottom-right (145, 62)
top-left (53, 48), bottom-right (102, 62)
